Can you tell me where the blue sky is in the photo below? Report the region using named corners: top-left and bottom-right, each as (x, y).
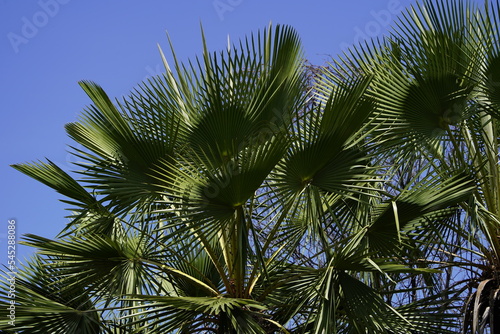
top-left (0, 0), bottom-right (415, 266)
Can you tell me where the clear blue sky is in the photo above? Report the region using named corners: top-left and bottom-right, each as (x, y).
top-left (0, 0), bottom-right (415, 266)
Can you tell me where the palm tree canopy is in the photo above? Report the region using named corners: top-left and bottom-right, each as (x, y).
top-left (4, 1), bottom-right (500, 332)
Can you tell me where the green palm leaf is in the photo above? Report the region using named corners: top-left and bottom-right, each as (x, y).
top-left (0, 257), bottom-right (101, 333)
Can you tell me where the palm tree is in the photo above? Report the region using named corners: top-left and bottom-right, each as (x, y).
top-left (332, 0), bottom-right (500, 332)
top-left (0, 22), bottom-right (476, 333)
